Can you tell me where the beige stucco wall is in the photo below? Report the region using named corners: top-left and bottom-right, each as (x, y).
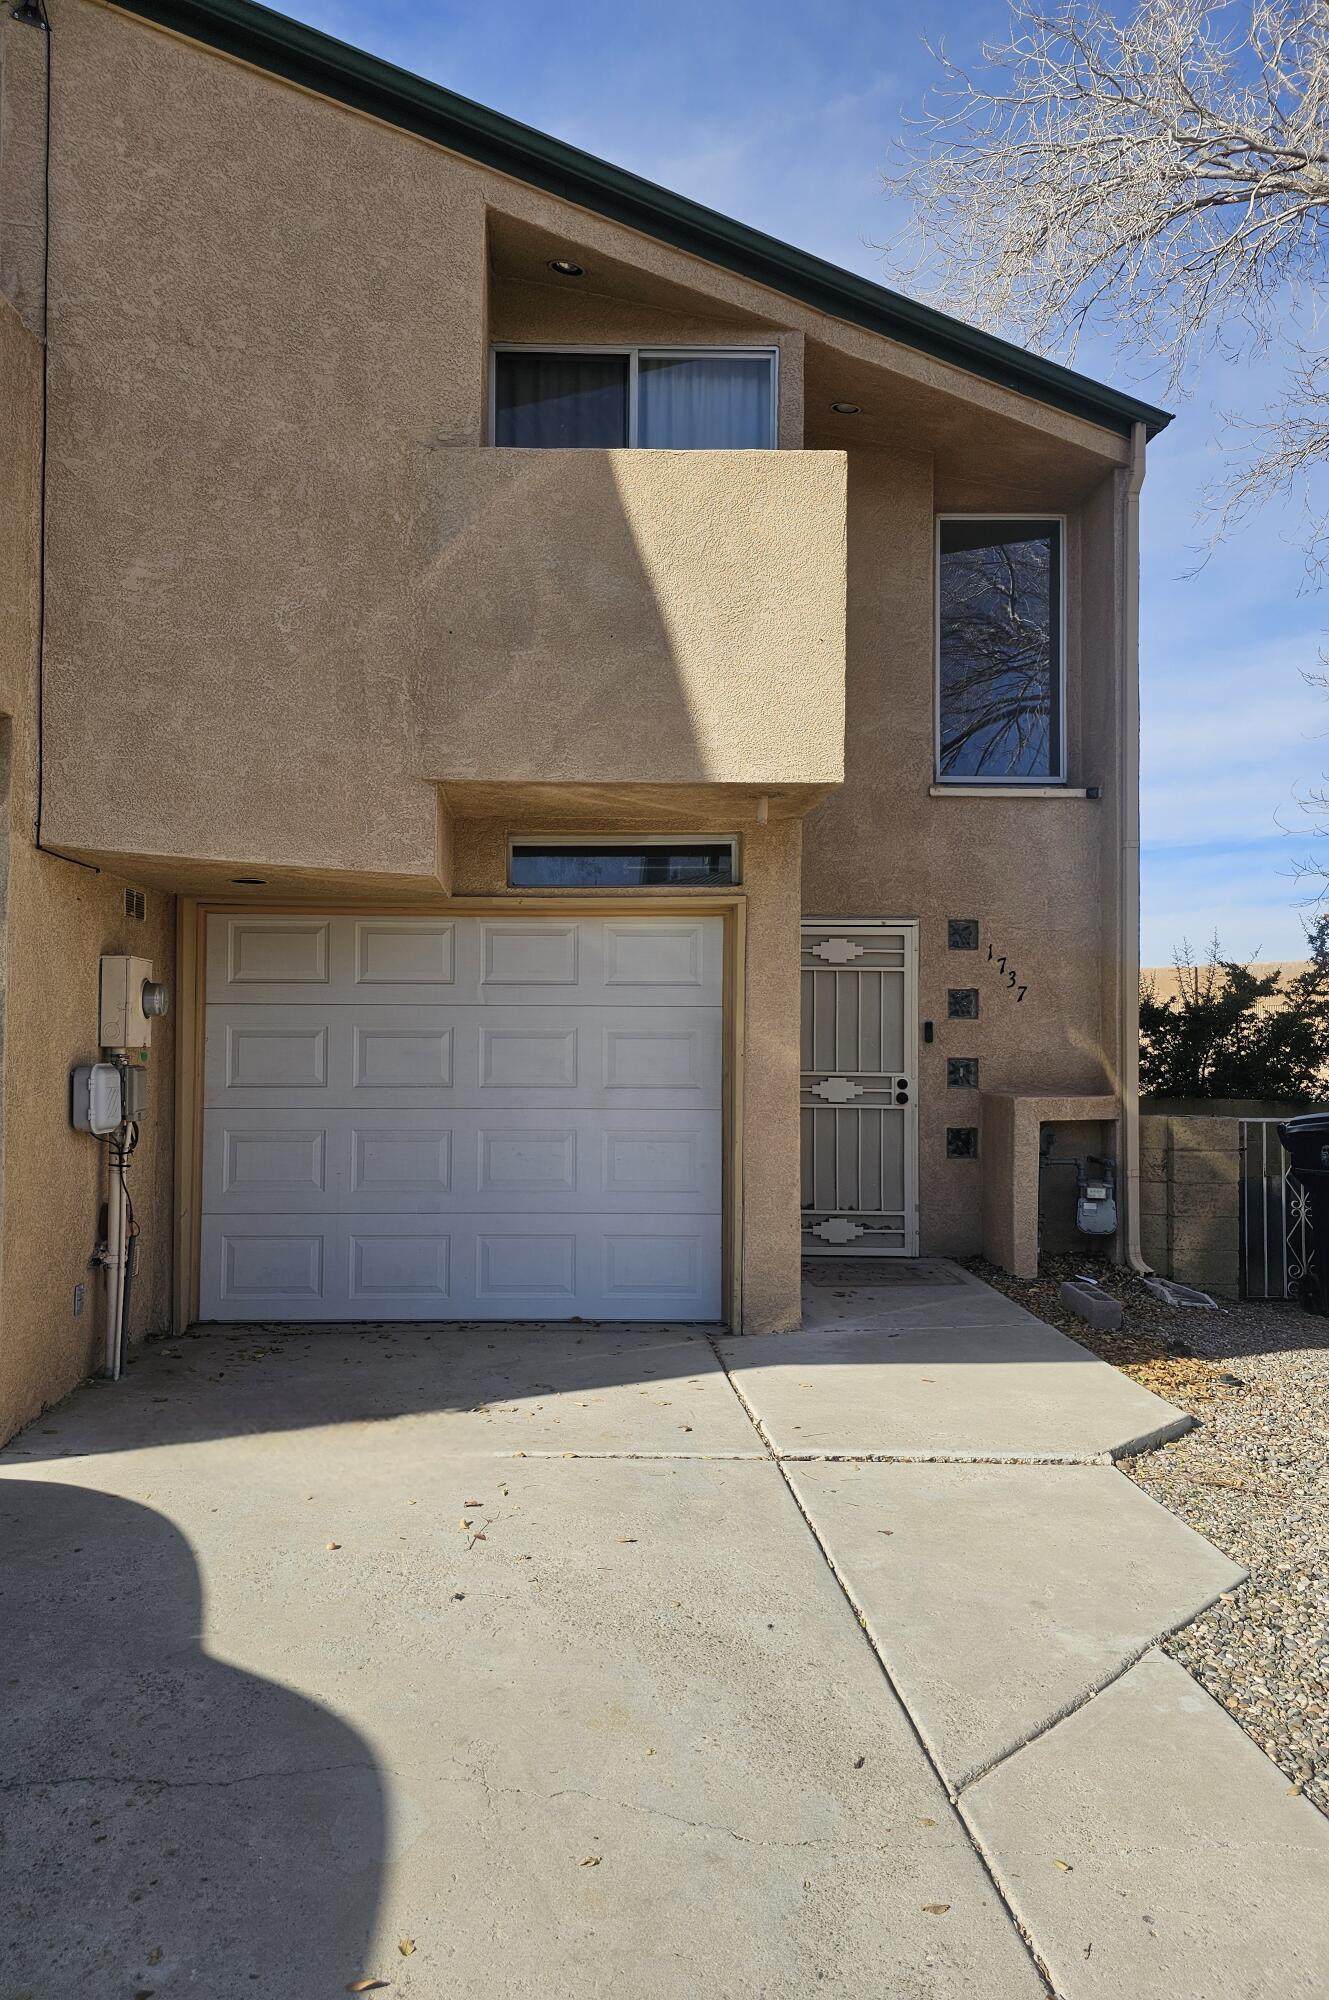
top-left (44, 439), bottom-right (846, 871)
top-left (0, 286), bottom-right (176, 1444)
top-left (800, 449), bottom-right (1125, 1258)
top-left (26, 1), bottom-right (845, 884)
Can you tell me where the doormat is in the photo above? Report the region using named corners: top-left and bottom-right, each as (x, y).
top-left (802, 1259), bottom-right (966, 1288)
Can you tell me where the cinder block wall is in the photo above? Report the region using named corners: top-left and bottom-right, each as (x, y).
top-left (1139, 1114), bottom-right (1241, 1297)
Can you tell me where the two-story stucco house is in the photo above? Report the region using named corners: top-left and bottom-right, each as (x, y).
top-left (0, 0), bottom-right (1170, 1441)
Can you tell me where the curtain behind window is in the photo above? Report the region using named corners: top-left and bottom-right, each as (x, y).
top-left (494, 352), bottom-right (629, 447)
top-left (638, 354), bottom-right (773, 448)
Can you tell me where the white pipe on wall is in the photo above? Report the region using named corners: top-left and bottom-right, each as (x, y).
top-left (1120, 420), bottom-right (1151, 1275)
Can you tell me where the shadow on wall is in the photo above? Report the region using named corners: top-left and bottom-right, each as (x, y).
top-left (0, 1481), bottom-right (384, 1996)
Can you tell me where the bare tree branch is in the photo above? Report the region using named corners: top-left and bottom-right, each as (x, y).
top-left (887, 0), bottom-right (1329, 883)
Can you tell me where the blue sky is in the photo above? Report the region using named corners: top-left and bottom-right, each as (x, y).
top-left (291, 0), bottom-right (1327, 964)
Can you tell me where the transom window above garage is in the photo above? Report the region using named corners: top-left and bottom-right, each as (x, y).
top-left (492, 348), bottom-right (778, 449)
top-left (508, 838), bottom-right (738, 889)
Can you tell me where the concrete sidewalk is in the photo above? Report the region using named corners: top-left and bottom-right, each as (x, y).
top-left (3, 1264), bottom-right (1326, 1998)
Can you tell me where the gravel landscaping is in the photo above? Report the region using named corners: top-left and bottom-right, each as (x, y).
top-left (969, 1255), bottom-right (1329, 1817)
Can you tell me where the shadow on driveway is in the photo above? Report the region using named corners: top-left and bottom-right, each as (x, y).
top-left (0, 1480), bottom-right (384, 1997)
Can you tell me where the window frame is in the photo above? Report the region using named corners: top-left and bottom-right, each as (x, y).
top-left (933, 512), bottom-right (1068, 789)
top-left (505, 832), bottom-right (741, 890)
top-left (489, 344), bottom-right (780, 449)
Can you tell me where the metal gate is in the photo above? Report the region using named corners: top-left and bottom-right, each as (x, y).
top-left (801, 919), bottom-right (919, 1256)
top-left (1239, 1119), bottom-right (1309, 1300)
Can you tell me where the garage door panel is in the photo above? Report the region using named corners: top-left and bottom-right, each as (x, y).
top-left (206, 915), bottom-right (459, 1005)
top-left (206, 914), bottom-right (722, 1008)
top-left (207, 1008), bottom-right (720, 1109)
top-left (602, 920), bottom-right (718, 999)
top-left (201, 1213), bottom-right (334, 1314)
top-left (199, 1213), bottom-right (722, 1321)
top-left (204, 1109), bottom-right (719, 1215)
top-left (200, 913), bottom-right (724, 1321)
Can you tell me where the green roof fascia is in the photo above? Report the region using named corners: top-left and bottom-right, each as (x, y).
top-left (107, 0), bottom-right (1172, 441)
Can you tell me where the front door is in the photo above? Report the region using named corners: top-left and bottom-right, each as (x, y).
top-left (800, 919), bottom-right (919, 1256)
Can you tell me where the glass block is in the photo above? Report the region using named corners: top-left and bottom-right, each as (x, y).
top-left (947, 987), bottom-right (980, 1019)
top-left (946, 1126), bottom-right (979, 1159)
top-left (947, 1057), bottom-right (979, 1089)
top-left (947, 919), bottom-right (979, 950)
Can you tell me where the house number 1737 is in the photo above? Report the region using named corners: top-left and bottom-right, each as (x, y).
top-left (988, 943), bottom-right (1028, 1004)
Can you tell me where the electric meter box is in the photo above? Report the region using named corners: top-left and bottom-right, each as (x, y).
top-left (99, 955), bottom-right (160, 1050)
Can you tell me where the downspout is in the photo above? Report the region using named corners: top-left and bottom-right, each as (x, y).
top-left (1120, 420), bottom-right (1150, 1274)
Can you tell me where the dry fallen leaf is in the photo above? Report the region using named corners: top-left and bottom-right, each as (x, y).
top-left (1288, 1781), bottom-right (1306, 1796)
top-left (1052, 1859), bottom-right (1073, 1872)
top-left (922, 1903), bottom-right (950, 1916)
top-left (459, 1518), bottom-right (472, 1529)
top-left (326, 1542), bottom-right (341, 1551)
top-left (463, 1499), bottom-right (482, 1508)
top-left (346, 1982), bottom-right (389, 1994)
top-left (580, 1855), bottom-right (601, 1867)
top-left (398, 1938), bottom-right (416, 1956)
top-left (917, 1817), bottom-right (937, 1828)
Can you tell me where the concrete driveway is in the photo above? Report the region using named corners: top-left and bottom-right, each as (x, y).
top-left (3, 1264), bottom-right (1326, 1998)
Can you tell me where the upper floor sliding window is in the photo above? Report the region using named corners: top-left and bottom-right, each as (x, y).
top-left (936, 517), bottom-right (1065, 785)
top-left (492, 347), bottom-right (778, 449)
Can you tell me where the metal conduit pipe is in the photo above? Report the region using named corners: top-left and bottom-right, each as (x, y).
top-left (103, 1132), bottom-right (127, 1380)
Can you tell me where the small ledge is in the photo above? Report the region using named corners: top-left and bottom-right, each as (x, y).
top-left (929, 784), bottom-right (1093, 800)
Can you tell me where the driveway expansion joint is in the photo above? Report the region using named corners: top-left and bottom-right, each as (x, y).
top-left (705, 1330), bottom-right (1058, 1996)
top-left (951, 1599), bottom-right (1249, 1797)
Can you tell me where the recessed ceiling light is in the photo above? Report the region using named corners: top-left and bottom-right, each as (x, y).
top-left (831, 401), bottom-right (861, 415)
top-left (549, 258), bottom-right (585, 277)
top-left (231, 877), bottom-right (266, 885)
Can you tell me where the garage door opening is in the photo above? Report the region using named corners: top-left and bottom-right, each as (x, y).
top-left (197, 913), bottom-right (724, 1322)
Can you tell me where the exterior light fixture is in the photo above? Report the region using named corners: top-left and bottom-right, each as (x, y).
top-left (548, 258), bottom-right (585, 277)
top-left (831, 401), bottom-right (861, 414)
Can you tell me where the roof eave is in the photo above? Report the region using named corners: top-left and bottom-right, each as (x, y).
top-left (105, 0), bottom-right (1174, 442)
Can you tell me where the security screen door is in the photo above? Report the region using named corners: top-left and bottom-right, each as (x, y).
top-left (801, 920), bottom-right (919, 1256)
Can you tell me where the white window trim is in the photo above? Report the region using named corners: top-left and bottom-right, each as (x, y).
top-left (489, 344), bottom-right (780, 449)
top-left (506, 832), bottom-right (741, 889)
top-left (934, 513), bottom-right (1068, 788)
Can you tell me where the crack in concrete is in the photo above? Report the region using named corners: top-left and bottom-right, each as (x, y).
top-left (0, 1759), bottom-right (375, 1794)
top-left (547, 1785), bottom-right (860, 1851)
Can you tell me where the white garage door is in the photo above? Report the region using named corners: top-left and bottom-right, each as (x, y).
top-left (198, 913), bottom-right (724, 1322)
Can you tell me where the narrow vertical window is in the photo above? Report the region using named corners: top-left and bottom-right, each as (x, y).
top-left (937, 518), bottom-right (1063, 782)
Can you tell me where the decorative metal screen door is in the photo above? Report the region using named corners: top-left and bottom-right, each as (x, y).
top-left (801, 920), bottom-right (919, 1255)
